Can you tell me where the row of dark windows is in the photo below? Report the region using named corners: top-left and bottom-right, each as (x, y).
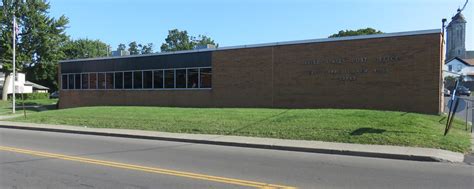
top-left (61, 67), bottom-right (212, 90)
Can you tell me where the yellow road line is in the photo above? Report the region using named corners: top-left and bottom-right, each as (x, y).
top-left (0, 146), bottom-right (296, 189)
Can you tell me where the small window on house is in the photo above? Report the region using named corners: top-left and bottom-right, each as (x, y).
top-left (133, 71), bottom-right (143, 89)
top-left (75, 74), bottom-right (81, 89)
top-left (89, 73), bottom-right (97, 89)
top-left (115, 72), bottom-right (123, 89)
top-left (124, 72), bottom-right (133, 89)
top-left (106, 73), bottom-right (114, 89)
top-left (175, 69), bottom-right (186, 88)
top-left (143, 71), bottom-right (153, 89)
top-left (81, 73), bottom-right (89, 89)
top-left (164, 70), bottom-right (175, 88)
top-left (98, 73), bottom-right (106, 89)
top-left (68, 74), bottom-right (74, 89)
top-left (448, 65), bottom-right (452, 71)
top-left (62, 75), bottom-right (68, 89)
top-left (187, 69), bottom-right (199, 88)
top-left (153, 70), bottom-right (164, 88)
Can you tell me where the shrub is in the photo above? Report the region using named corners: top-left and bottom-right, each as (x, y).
top-left (9, 92), bottom-right (49, 100)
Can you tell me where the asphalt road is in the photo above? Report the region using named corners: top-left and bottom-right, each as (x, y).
top-left (1, 128), bottom-right (473, 189)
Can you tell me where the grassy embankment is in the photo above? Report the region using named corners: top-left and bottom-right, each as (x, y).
top-left (9, 106), bottom-right (471, 153)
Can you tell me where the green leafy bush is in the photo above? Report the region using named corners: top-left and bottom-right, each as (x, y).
top-left (9, 92), bottom-right (49, 100)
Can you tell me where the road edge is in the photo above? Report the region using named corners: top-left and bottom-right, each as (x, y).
top-left (0, 122), bottom-right (466, 163)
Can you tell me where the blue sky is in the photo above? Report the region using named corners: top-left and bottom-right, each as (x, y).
top-left (48, 0), bottom-right (473, 51)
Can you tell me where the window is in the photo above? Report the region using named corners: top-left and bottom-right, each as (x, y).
top-left (89, 73), bottom-right (97, 89)
top-left (106, 73), bottom-right (114, 89)
top-left (62, 75), bottom-right (68, 89)
top-left (68, 74), bottom-right (74, 89)
top-left (187, 69), bottom-right (199, 88)
top-left (64, 67), bottom-right (211, 91)
top-left (165, 70), bottom-right (175, 88)
top-left (98, 73), bottom-right (106, 89)
top-left (124, 72), bottom-right (133, 89)
top-left (448, 65), bottom-right (452, 71)
top-left (75, 74), bottom-right (81, 89)
top-left (115, 72), bottom-right (123, 89)
top-left (153, 70), bottom-right (164, 88)
top-left (200, 68), bottom-right (212, 88)
top-left (81, 74), bottom-right (89, 89)
top-left (143, 71), bottom-right (153, 89)
top-left (133, 71), bottom-right (143, 89)
top-left (176, 69), bottom-right (186, 88)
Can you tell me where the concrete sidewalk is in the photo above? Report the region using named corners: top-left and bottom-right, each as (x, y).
top-left (0, 121), bottom-right (467, 163)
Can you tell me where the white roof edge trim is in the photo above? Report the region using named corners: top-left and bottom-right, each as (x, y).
top-left (60, 29), bottom-right (441, 63)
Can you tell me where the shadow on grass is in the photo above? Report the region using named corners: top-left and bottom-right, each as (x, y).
top-left (13, 104), bottom-right (57, 113)
top-left (351, 128), bottom-right (386, 136)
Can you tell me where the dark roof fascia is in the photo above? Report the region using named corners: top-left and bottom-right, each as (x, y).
top-left (59, 29), bottom-right (441, 64)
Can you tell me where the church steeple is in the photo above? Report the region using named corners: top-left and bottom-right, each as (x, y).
top-left (446, 8), bottom-right (468, 60)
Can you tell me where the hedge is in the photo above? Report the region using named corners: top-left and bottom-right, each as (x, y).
top-left (8, 92), bottom-right (49, 100)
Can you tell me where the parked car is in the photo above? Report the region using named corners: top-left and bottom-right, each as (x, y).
top-left (453, 86), bottom-right (471, 96)
top-left (444, 88), bottom-right (451, 97)
top-left (50, 91), bottom-right (59, 99)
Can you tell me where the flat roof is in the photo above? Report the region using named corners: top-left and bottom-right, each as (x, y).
top-left (60, 29), bottom-right (440, 63)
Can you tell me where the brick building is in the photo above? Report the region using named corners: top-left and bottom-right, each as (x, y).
top-left (59, 29), bottom-right (443, 114)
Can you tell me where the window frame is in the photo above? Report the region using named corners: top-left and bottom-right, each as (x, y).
top-left (60, 66), bottom-right (212, 91)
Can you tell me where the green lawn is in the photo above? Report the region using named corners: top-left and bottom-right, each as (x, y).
top-left (9, 106), bottom-right (472, 153)
top-left (0, 99), bottom-right (57, 115)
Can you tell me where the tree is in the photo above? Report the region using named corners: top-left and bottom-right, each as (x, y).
top-left (329, 28), bottom-right (383, 38)
top-left (61, 38), bottom-right (109, 60)
top-left (117, 43), bottom-right (126, 51)
top-left (128, 41), bottom-right (139, 55)
top-left (444, 76), bottom-right (458, 90)
top-left (140, 43), bottom-right (153, 54)
top-left (160, 29), bottom-right (218, 52)
top-left (160, 29), bottom-right (194, 52)
top-left (1, 0), bottom-right (69, 99)
top-left (193, 35), bottom-right (218, 47)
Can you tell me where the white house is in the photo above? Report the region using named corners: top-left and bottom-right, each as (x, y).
top-left (0, 72), bottom-right (49, 94)
top-left (444, 57), bottom-right (474, 81)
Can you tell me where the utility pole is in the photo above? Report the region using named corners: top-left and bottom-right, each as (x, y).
top-left (12, 15), bottom-right (16, 114)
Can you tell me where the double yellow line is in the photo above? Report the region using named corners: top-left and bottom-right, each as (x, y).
top-left (0, 146), bottom-right (296, 189)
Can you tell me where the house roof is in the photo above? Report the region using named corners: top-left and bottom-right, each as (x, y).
top-left (24, 81), bottom-right (49, 90)
top-left (463, 59), bottom-right (474, 66)
top-left (446, 57), bottom-right (474, 66)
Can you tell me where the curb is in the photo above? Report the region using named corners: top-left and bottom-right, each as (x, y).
top-left (0, 123), bottom-right (465, 163)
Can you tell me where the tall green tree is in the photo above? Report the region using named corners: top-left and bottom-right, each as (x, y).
top-left (139, 43), bottom-right (153, 54)
top-left (61, 38), bottom-right (109, 60)
top-left (128, 41), bottom-right (139, 55)
top-left (117, 43), bottom-right (126, 51)
top-left (329, 28), bottom-right (383, 38)
top-left (160, 29), bottom-right (194, 52)
top-left (1, 0), bottom-right (69, 99)
top-left (193, 35), bottom-right (218, 47)
top-left (160, 29), bottom-right (218, 52)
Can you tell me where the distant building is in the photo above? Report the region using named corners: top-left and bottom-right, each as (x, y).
top-left (194, 44), bottom-right (216, 50)
top-left (111, 50), bottom-right (130, 57)
top-left (444, 57), bottom-right (474, 81)
top-left (446, 9), bottom-right (474, 60)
